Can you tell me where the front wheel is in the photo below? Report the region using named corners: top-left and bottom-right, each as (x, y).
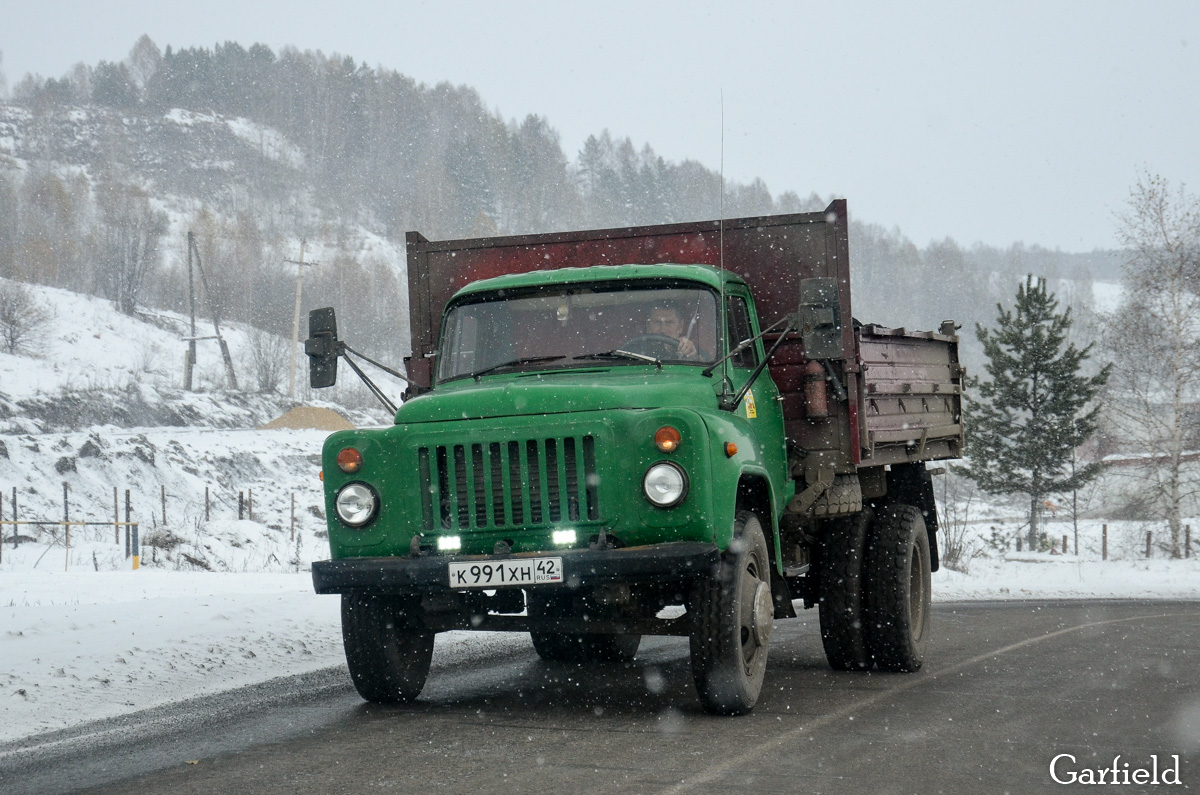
top-left (689, 511), bottom-right (773, 715)
top-left (864, 504), bottom-right (932, 672)
top-left (341, 593), bottom-right (434, 703)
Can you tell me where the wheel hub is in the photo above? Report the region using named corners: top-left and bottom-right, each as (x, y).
top-left (751, 580), bottom-right (774, 646)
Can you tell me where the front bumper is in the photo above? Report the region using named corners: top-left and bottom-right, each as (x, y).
top-left (312, 542), bottom-right (720, 595)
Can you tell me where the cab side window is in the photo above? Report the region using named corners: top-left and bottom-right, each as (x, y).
top-left (726, 296), bottom-right (758, 369)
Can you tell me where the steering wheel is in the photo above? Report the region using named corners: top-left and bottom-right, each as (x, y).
top-left (620, 334), bottom-right (682, 359)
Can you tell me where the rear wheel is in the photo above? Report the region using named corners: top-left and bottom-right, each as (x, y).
top-left (864, 504), bottom-right (931, 672)
top-left (341, 593), bottom-right (434, 703)
top-left (818, 509), bottom-right (873, 671)
top-left (689, 511), bottom-right (773, 715)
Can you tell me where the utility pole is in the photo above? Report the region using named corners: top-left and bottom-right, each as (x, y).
top-left (285, 240), bottom-right (317, 398)
top-left (184, 232), bottom-right (199, 390)
top-left (184, 232), bottom-right (239, 390)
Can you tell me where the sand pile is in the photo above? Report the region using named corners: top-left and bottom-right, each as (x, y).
top-left (259, 406), bottom-right (354, 431)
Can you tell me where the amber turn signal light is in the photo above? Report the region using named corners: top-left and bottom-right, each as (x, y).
top-left (337, 447), bottom-right (364, 473)
top-left (654, 426), bottom-right (682, 453)
top-left (724, 442), bottom-right (738, 458)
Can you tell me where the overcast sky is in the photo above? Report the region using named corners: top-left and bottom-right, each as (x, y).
top-left (3, 1), bottom-right (1198, 252)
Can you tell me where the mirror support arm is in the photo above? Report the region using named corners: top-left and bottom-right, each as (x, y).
top-left (340, 351), bottom-right (398, 415)
top-left (703, 314), bottom-right (793, 378)
top-left (720, 322), bottom-right (796, 412)
top-left (342, 343), bottom-right (415, 386)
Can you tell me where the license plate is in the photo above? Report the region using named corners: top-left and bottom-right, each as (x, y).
top-left (448, 557), bottom-right (563, 588)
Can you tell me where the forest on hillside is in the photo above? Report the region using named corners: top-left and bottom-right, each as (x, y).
top-left (0, 36), bottom-right (1120, 363)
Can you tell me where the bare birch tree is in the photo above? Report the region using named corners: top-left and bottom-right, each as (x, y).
top-left (95, 183), bottom-right (167, 315)
top-left (1106, 173), bottom-right (1200, 558)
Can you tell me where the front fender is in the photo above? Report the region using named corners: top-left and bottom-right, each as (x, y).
top-left (697, 411), bottom-right (789, 557)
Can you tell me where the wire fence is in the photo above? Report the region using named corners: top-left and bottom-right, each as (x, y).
top-left (1, 482), bottom-right (314, 571)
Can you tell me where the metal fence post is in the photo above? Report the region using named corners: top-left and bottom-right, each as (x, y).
top-left (113, 486), bottom-right (119, 544)
top-left (1187, 525), bottom-right (1192, 559)
top-left (132, 523), bottom-right (140, 570)
top-left (205, 486), bottom-right (210, 521)
top-left (248, 488), bottom-right (253, 521)
top-left (290, 493), bottom-right (295, 541)
top-left (1145, 531), bottom-right (1152, 559)
top-left (125, 489), bottom-right (131, 559)
top-left (239, 491), bottom-right (245, 520)
top-left (1102, 524), bottom-right (1108, 561)
top-left (1062, 534), bottom-right (1068, 555)
top-left (63, 483), bottom-right (69, 571)
top-left (161, 484), bottom-right (167, 527)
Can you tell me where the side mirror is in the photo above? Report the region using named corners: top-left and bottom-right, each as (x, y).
top-left (797, 277), bottom-right (844, 359)
top-left (305, 307), bottom-right (341, 388)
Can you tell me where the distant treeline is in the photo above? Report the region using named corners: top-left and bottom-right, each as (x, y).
top-left (0, 36), bottom-right (1120, 363)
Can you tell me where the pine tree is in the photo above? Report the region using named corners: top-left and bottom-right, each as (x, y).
top-left (962, 275), bottom-right (1110, 551)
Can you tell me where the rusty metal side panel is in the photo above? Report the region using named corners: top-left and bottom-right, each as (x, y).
top-left (404, 231), bottom-right (435, 391)
top-left (857, 327), bottom-right (964, 465)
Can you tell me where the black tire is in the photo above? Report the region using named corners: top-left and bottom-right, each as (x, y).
top-left (341, 593), bottom-right (434, 703)
top-left (530, 631), bottom-right (641, 662)
top-left (864, 504), bottom-right (931, 672)
top-left (818, 509), bottom-right (873, 671)
top-left (689, 511), bottom-right (773, 715)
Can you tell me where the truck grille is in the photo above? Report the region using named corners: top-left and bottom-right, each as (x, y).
top-left (417, 436), bottom-right (600, 531)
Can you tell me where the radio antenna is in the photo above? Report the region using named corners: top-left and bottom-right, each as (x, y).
top-left (719, 90), bottom-right (726, 277)
top-left (718, 90), bottom-right (731, 401)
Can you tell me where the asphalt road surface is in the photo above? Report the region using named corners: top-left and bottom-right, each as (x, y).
top-left (3, 600), bottom-right (1198, 794)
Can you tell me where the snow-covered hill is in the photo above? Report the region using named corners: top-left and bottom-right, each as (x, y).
top-left (0, 277), bottom-right (392, 575)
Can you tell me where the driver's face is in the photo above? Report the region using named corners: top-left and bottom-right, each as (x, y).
top-left (647, 308), bottom-right (683, 338)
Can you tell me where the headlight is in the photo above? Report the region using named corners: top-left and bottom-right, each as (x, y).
top-left (335, 482), bottom-right (378, 527)
top-left (643, 462), bottom-right (688, 508)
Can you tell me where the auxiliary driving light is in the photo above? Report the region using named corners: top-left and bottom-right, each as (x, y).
top-left (654, 426), bottom-right (682, 452)
top-left (552, 529), bottom-right (577, 546)
top-left (335, 482), bottom-right (377, 527)
top-left (643, 462), bottom-right (688, 508)
top-left (437, 535), bottom-right (461, 552)
top-left (337, 447), bottom-right (363, 473)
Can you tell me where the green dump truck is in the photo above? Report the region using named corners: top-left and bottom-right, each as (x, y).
top-left (306, 200), bottom-right (964, 715)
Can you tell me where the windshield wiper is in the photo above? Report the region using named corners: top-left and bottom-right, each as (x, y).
top-left (469, 355), bottom-right (565, 381)
top-left (574, 350), bottom-right (662, 368)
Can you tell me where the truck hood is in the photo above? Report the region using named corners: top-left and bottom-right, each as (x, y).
top-left (395, 369), bottom-right (720, 424)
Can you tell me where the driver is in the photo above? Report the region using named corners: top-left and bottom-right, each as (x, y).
top-left (646, 303), bottom-right (699, 359)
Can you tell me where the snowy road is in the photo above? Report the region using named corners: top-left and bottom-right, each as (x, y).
top-left (3, 601), bottom-right (1198, 794)
top-left (2, 558), bottom-right (1198, 748)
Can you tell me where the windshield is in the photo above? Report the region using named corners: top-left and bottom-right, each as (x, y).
top-left (437, 282), bottom-right (720, 382)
